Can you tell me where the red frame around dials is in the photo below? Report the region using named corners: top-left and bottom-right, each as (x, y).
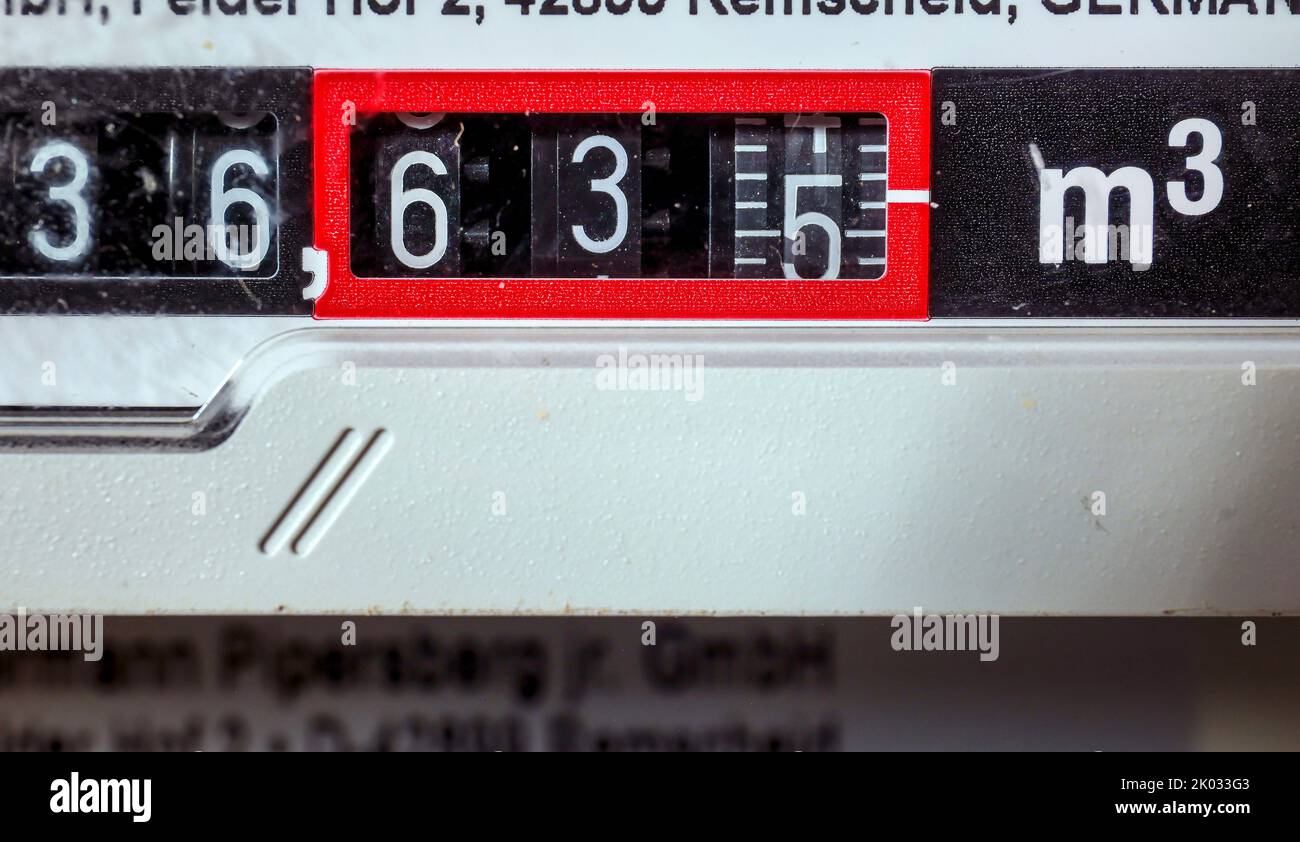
top-left (313, 70), bottom-right (930, 319)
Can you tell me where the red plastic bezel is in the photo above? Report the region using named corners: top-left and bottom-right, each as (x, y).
top-left (312, 70), bottom-right (930, 320)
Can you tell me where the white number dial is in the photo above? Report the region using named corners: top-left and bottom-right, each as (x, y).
top-left (782, 174), bottom-right (843, 280)
top-left (570, 134), bottom-right (629, 255)
top-left (210, 149), bottom-right (272, 271)
top-left (389, 150), bottom-right (450, 269)
top-left (29, 141), bottom-right (91, 263)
